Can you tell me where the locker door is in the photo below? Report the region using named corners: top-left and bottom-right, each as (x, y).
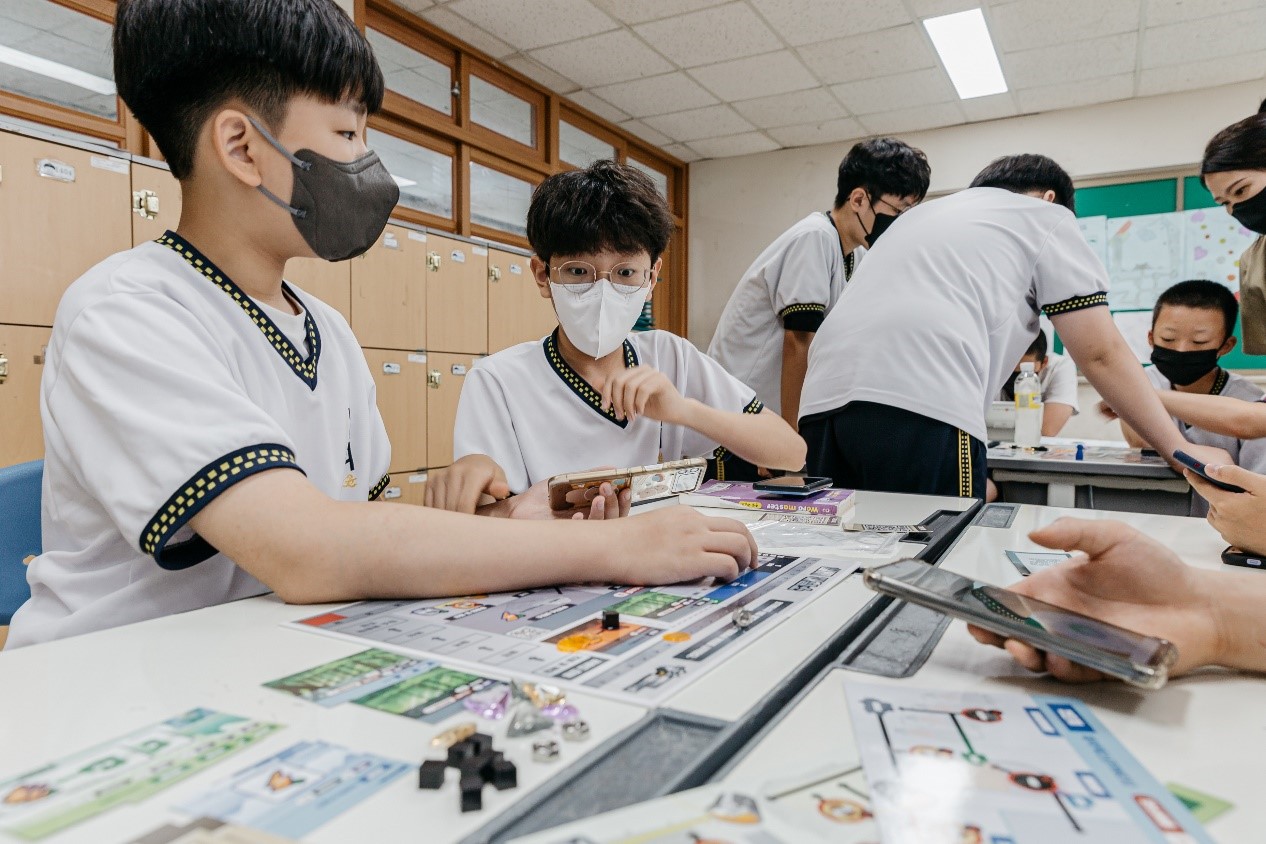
top-left (0, 325), bottom-right (52, 466)
top-left (382, 471), bottom-right (427, 506)
top-left (286, 259), bottom-right (351, 323)
top-left (426, 235), bottom-right (488, 354)
top-left (350, 224), bottom-right (426, 350)
top-left (487, 248), bottom-right (555, 353)
top-left (0, 132), bottom-right (132, 326)
top-left (426, 353), bottom-right (476, 468)
top-left (362, 348), bottom-right (428, 472)
top-left (130, 164), bottom-right (182, 246)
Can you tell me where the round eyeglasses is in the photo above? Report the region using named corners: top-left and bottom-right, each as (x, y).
top-left (550, 261), bottom-right (654, 296)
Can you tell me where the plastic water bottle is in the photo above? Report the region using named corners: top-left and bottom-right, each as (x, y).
top-left (1013, 362), bottom-right (1043, 447)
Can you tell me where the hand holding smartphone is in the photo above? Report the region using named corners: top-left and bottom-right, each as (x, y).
top-left (547, 458), bottom-right (706, 511)
top-left (1173, 450), bottom-right (1246, 493)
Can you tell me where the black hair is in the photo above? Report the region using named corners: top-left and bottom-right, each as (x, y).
top-left (527, 160), bottom-right (672, 266)
top-left (114, 0), bottom-right (384, 179)
top-left (969, 154), bottom-right (1076, 213)
top-left (834, 138), bottom-right (931, 207)
top-left (1153, 279), bottom-right (1239, 340)
top-left (1025, 330), bottom-right (1048, 360)
top-left (1201, 108), bottom-right (1266, 180)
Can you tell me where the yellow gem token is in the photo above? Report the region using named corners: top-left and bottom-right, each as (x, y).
top-left (662, 631), bottom-right (691, 643)
top-left (430, 722), bottom-right (477, 748)
top-left (556, 634), bottom-right (594, 652)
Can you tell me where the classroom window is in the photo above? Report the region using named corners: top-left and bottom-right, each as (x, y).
top-left (368, 128), bottom-right (454, 219)
top-left (0, 1), bottom-right (117, 120)
top-left (470, 160), bottom-right (533, 236)
top-left (560, 120), bottom-right (615, 169)
top-left (367, 28), bottom-right (453, 117)
top-left (469, 75), bottom-right (535, 148)
top-left (628, 156), bottom-right (669, 201)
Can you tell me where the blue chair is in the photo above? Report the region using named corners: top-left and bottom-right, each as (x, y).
top-left (0, 460), bottom-right (42, 626)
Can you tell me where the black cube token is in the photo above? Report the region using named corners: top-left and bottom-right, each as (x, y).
top-left (459, 773), bottom-right (483, 812)
top-left (418, 760), bottom-right (446, 790)
top-left (602, 610), bottom-right (620, 631)
top-left (447, 739), bottom-right (477, 766)
top-left (490, 758), bottom-right (518, 790)
top-left (468, 732), bottom-right (494, 756)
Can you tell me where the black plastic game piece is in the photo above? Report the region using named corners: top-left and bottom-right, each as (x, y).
top-left (602, 610), bottom-right (620, 630)
top-left (488, 755), bottom-right (517, 790)
top-left (418, 760), bottom-right (447, 789)
top-left (467, 732), bottom-right (494, 757)
top-left (421, 735), bottom-right (519, 810)
top-left (459, 772), bottom-right (483, 812)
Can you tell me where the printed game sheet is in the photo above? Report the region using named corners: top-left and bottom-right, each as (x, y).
top-left (0, 709), bottom-right (281, 841)
top-left (289, 554), bottom-right (852, 705)
top-left (844, 682), bottom-right (1214, 843)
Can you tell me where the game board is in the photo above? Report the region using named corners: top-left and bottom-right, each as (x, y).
top-left (988, 444), bottom-right (1169, 467)
top-left (289, 554), bottom-right (852, 706)
top-left (845, 682), bottom-right (1214, 843)
top-left (0, 709), bottom-right (281, 841)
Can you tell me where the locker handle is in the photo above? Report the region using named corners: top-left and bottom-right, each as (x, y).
top-left (384, 486), bottom-right (402, 500)
top-left (428, 370), bottom-right (441, 389)
top-left (427, 251), bottom-right (442, 272)
top-left (131, 189), bottom-right (160, 219)
top-left (489, 266), bottom-right (501, 283)
top-left (0, 353), bottom-right (7, 384)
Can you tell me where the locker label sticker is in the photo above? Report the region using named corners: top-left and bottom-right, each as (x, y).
top-left (90, 155), bottom-right (129, 174)
top-left (450, 249), bottom-right (466, 263)
top-left (408, 473), bottom-right (428, 484)
top-left (509, 263), bottom-right (523, 275)
top-left (384, 486), bottom-right (402, 500)
top-left (407, 231), bottom-right (427, 242)
top-left (408, 353), bottom-right (427, 364)
top-left (36, 159), bottom-right (75, 183)
top-left (383, 232), bottom-right (400, 249)
top-left (472, 245), bottom-right (488, 256)
top-left (451, 364), bottom-right (467, 376)
top-left (381, 362), bottom-right (401, 375)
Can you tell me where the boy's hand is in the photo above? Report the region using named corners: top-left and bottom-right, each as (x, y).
top-left (503, 478), bottom-right (633, 521)
top-left (967, 518), bottom-right (1222, 680)
top-left (1096, 399), bottom-right (1119, 421)
top-left (425, 454), bottom-right (510, 514)
top-left (1188, 463), bottom-right (1266, 554)
top-left (611, 506), bottom-right (759, 584)
top-left (600, 365), bottom-right (691, 425)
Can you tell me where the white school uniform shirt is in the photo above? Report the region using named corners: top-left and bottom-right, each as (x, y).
top-left (1145, 365), bottom-right (1263, 516)
top-left (454, 329), bottom-right (763, 494)
top-left (8, 232), bottom-right (390, 648)
top-left (997, 353), bottom-right (1080, 413)
top-left (799, 188), bottom-right (1109, 443)
top-left (707, 212), bottom-right (862, 414)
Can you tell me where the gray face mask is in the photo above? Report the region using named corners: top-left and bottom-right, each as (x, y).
top-left (248, 116), bottom-right (399, 262)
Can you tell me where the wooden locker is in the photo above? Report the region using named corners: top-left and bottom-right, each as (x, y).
top-left (130, 164), bottom-right (182, 246)
top-left (0, 325), bottom-right (52, 466)
top-left (487, 248), bottom-right (556, 353)
top-left (0, 132), bottom-right (132, 326)
top-left (382, 471), bottom-right (427, 506)
top-left (426, 234), bottom-right (488, 354)
top-left (362, 347), bottom-right (428, 472)
top-left (425, 352), bottom-right (477, 468)
top-left (350, 224), bottom-right (426, 350)
top-left (286, 258), bottom-right (351, 323)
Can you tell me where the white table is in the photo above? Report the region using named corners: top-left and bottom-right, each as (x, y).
top-left (989, 439), bottom-right (1187, 513)
top-left (0, 491), bottom-right (973, 844)
top-left (724, 504), bottom-right (1260, 841)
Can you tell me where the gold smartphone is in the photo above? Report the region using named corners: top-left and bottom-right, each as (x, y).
top-left (547, 458), bottom-right (707, 511)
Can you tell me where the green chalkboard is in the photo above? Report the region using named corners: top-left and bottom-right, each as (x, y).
top-left (1183, 175), bottom-right (1219, 210)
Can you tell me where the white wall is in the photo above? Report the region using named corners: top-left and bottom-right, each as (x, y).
top-left (689, 80), bottom-right (1266, 348)
top-left (333, 0), bottom-right (355, 17)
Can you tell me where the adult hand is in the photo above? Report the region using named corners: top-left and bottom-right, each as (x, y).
top-left (611, 506), bottom-right (760, 584)
top-left (1188, 463), bottom-right (1266, 554)
top-left (968, 518), bottom-right (1222, 680)
top-left (599, 365), bottom-right (690, 425)
top-left (424, 454), bottom-right (509, 514)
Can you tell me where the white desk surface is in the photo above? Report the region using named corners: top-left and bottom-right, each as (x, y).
top-left (726, 504), bottom-right (1260, 841)
top-left (0, 490), bottom-right (970, 843)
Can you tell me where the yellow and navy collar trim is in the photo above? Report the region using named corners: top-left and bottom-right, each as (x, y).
top-left (157, 231), bottom-right (322, 390)
top-left (543, 328), bottom-right (638, 427)
top-left (1211, 368), bottom-right (1229, 396)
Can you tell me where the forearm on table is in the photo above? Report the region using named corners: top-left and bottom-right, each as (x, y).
top-left (1159, 391), bottom-right (1266, 439)
top-left (1041, 403), bottom-right (1074, 437)
top-left (682, 401), bottom-right (806, 470)
top-left (1118, 418), bottom-right (1148, 449)
top-left (1209, 569), bottom-right (1266, 672)
top-left (780, 329), bottom-right (813, 428)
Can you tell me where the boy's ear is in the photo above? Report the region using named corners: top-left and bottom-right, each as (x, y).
top-left (1147, 329), bottom-right (1155, 347)
top-left (209, 108), bottom-right (264, 188)
top-left (646, 256), bottom-right (663, 300)
top-left (846, 186), bottom-right (869, 211)
top-left (1040, 189), bottom-right (1057, 204)
top-left (1219, 334), bottom-right (1238, 356)
top-left (530, 256), bottom-right (552, 299)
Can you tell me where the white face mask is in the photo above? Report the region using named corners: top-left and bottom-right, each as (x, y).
top-left (550, 279), bottom-right (650, 358)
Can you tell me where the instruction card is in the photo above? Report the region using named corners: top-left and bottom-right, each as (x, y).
top-left (844, 682), bottom-right (1214, 843)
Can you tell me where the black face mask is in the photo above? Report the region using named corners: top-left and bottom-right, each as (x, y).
top-left (1150, 345), bottom-right (1221, 386)
top-left (1230, 185), bottom-right (1266, 235)
top-left (856, 196), bottom-right (899, 248)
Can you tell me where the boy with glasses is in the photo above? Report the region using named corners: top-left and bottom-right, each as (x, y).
top-left (428, 160), bottom-right (806, 517)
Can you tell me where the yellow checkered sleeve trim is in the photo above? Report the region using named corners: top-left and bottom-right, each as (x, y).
top-left (368, 473), bottom-right (391, 501)
top-left (958, 430), bottom-right (973, 498)
top-left (743, 397), bottom-right (764, 415)
top-left (777, 302), bottom-right (827, 318)
top-left (1042, 292), bottom-right (1108, 316)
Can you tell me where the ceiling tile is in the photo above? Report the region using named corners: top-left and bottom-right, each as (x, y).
top-left (502, 56), bottom-right (581, 95)
top-left (1146, 0), bottom-right (1263, 26)
top-left (566, 90), bottom-right (632, 123)
top-left (589, 72), bottom-right (719, 117)
top-left (663, 143), bottom-right (703, 163)
top-left (748, 0), bottom-right (910, 46)
top-left (960, 92), bottom-right (1021, 122)
top-left (588, 0), bottom-right (730, 25)
top-left (1137, 50), bottom-right (1266, 97)
top-left (527, 30), bottom-right (673, 88)
top-left (620, 119), bottom-right (674, 148)
top-left (1003, 32), bottom-right (1137, 89)
top-left (858, 101), bottom-right (967, 135)
top-left (830, 68), bottom-right (956, 114)
top-left (1141, 7), bottom-right (1266, 68)
top-left (419, 6), bottom-right (515, 58)
top-left (733, 87), bottom-right (847, 129)
top-left (989, 0), bottom-right (1140, 53)
top-left (690, 132), bottom-right (781, 159)
top-left (767, 117), bottom-right (866, 148)
top-left (634, 2), bottom-right (780, 68)
top-left (1016, 73), bottom-right (1135, 113)
top-left (690, 51), bottom-right (818, 101)
top-left (643, 104), bottom-right (755, 141)
top-left (905, 0), bottom-right (983, 16)
top-left (443, 0), bottom-right (618, 51)
top-left (795, 25), bottom-right (938, 86)
top-left (388, 0), bottom-right (436, 14)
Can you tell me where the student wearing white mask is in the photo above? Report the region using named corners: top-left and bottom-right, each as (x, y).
top-left (428, 161), bottom-right (806, 517)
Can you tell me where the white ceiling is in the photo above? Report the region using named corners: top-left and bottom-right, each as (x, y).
top-left (390, 0), bottom-right (1266, 162)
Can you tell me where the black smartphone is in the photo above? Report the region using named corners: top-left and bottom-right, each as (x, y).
top-left (863, 559), bottom-right (1177, 689)
top-left (1222, 546), bottom-right (1266, 570)
top-left (1172, 450), bottom-right (1246, 493)
top-left (752, 475), bottom-right (833, 496)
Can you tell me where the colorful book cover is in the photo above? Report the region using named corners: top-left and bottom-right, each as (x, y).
top-left (684, 481), bottom-right (857, 516)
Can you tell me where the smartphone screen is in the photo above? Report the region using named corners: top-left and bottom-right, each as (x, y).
top-left (864, 560), bottom-right (1176, 687)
